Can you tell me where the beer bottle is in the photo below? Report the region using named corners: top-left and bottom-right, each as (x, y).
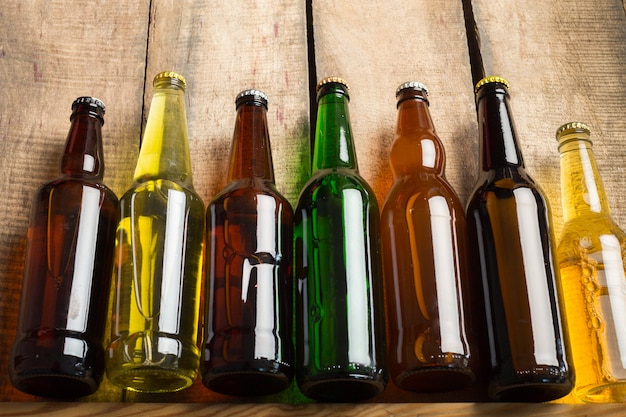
top-left (294, 77), bottom-right (387, 402)
top-left (465, 76), bottom-right (572, 401)
top-left (9, 97), bottom-right (119, 397)
top-left (380, 82), bottom-right (474, 392)
top-left (106, 72), bottom-right (205, 393)
top-left (202, 89), bottom-right (294, 396)
top-left (556, 122), bottom-right (626, 403)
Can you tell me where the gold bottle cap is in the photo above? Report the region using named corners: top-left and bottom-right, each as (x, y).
top-left (72, 96), bottom-right (105, 113)
top-left (236, 89), bottom-right (268, 109)
top-left (474, 76), bottom-right (510, 93)
top-left (556, 121), bottom-right (591, 138)
top-left (396, 81), bottom-right (429, 97)
top-left (316, 76), bottom-right (350, 93)
top-left (153, 71), bottom-right (187, 90)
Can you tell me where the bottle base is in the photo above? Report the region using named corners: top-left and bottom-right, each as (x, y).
top-left (577, 381), bottom-right (626, 403)
top-left (395, 366), bottom-right (475, 393)
top-left (9, 334), bottom-right (103, 397)
top-left (11, 372), bottom-right (99, 398)
top-left (107, 366), bottom-right (195, 393)
top-left (203, 368), bottom-right (292, 396)
top-left (298, 372), bottom-right (386, 402)
top-left (490, 377), bottom-right (572, 402)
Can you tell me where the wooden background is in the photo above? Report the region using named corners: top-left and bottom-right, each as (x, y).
top-left (2, 0), bottom-right (626, 414)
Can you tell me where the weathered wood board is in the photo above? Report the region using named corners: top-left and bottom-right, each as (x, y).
top-left (0, 0), bottom-right (626, 413)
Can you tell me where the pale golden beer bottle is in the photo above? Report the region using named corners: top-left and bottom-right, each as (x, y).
top-left (556, 122), bottom-right (626, 403)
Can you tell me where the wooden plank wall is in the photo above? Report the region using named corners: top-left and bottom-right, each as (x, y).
top-left (1, 0), bottom-right (626, 414)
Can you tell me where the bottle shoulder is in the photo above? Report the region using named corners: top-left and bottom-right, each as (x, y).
top-left (208, 178), bottom-right (293, 212)
top-left (297, 169), bottom-right (377, 202)
top-left (383, 175), bottom-right (464, 213)
top-left (37, 177), bottom-right (119, 202)
top-left (121, 178), bottom-right (204, 208)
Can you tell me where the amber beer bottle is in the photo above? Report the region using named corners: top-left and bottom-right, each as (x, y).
top-left (202, 89), bottom-right (294, 396)
top-left (9, 97), bottom-right (119, 397)
top-left (465, 76), bottom-right (572, 401)
top-left (106, 72), bottom-right (205, 393)
top-left (294, 77), bottom-right (387, 402)
top-left (555, 122), bottom-right (626, 403)
top-left (380, 82), bottom-right (474, 392)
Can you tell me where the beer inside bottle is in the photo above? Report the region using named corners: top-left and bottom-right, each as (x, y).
top-left (9, 97), bottom-right (119, 397)
top-left (294, 77), bottom-right (387, 402)
top-left (465, 77), bottom-right (572, 402)
top-left (202, 89), bottom-right (294, 396)
top-left (556, 122), bottom-right (626, 403)
top-left (106, 72), bottom-right (204, 393)
top-left (381, 82), bottom-right (475, 392)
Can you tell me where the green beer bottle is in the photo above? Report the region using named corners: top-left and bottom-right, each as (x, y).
top-left (294, 77), bottom-right (387, 402)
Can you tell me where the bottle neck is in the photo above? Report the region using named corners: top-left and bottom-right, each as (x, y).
top-left (558, 135), bottom-right (611, 221)
top-left (392, 92), bottom-right (444, 177)
top-left (476, 83), bottom-right (525, 171)
top-left (60, 106), bottom-right (104, 179)
top-left (228, 101), bottom-right (274, 182)
top-left (133, 85), bottom-right (194, 186)
top-left (312, 87), bottom-right (358, 173)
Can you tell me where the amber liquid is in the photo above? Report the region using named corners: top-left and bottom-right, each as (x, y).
top-left (10, 179), bottom-right (118, 397)
top-left (466, 176), bottom-right (572, 402)
top-left (382, 178), bottom-right (474, 392)
top-left (106, 179), bottom-right (204, 393)
top-left (202, 179), bottom-right (294, 396)
top-left (557, 215), bottom-right (626, 403)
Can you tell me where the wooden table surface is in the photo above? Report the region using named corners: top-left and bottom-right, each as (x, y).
top-left (2, 0), bottom-right (626, 414)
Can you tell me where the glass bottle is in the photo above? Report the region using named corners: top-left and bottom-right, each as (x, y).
top-left (9, 97), bottom-right (119, 397)
top-left (106, 71), bottom-right (205, 393)
top-left (555, 122), bottom-right (626, 403)
top-left (202, 89), bottom-right (294, 396)
top-left (465, 76), bottom-right (572, 401)
top-left (294, 77), bottom-right (387, 402)
top-left (380, 82), bottom-right (474, 392)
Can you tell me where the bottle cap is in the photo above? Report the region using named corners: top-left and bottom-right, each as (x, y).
top-left (396, 81), bottom-right (429, 97)
top-left (236, 89), bottom-right (269, 109)
top-left (556, 121), bottom-right (591, 138)
top-left (316, 76), bottom-right (350, 93)
top-left (474, 76), bottom-right (510, 93)
top-left (153, 71), bottom-right (187, 90)
top-left (72, 96), bottom-right (105, 113)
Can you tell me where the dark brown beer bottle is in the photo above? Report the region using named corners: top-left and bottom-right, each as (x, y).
top-left (380, 82), bottom-right (474, 392)
top-left (202, 89), bottom-right (294, 396)
top-left (465, 76), bottom-right (573, 401)
top-left (9, 97), bottom-right (119, 397)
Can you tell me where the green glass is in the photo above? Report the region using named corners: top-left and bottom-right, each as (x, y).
top-left (294, 77), bottom-right (387, 402)
top-left (106, 72), bottom-right (205, 393)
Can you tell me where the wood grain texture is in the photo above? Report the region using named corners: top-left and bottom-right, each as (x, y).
top-left (0, 0), bottom-right (626, 414)
top-left (311, 0), bottom-right (478, 205)
top-left (0, 402), bottom-right (626, 417)
top-left (473, 0), bottom-right (626, 237)
top-left (139, 0), bottom-right (311, 206)
top-left (0, 0), bottom-right (149, 402)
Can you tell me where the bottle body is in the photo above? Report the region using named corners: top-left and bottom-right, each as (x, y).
top-left (10, 97), bottom-right (119, 397)
top-left (106, 72), bottom-right (205, 393)
top-left (381, 82), bottom-right (474, 392)
top-left (465, 77), bottom-right (572, 402)
top-left (556, 122), bottom-right (626, 403)
top-left (294, 78), bottom-right (387, 402)
top-left (202, 90), bottom-right (294, 396)
top-left (203, 180), bottom-right (294, 395)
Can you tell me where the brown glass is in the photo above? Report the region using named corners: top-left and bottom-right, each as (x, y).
top-left (9, 98), bottom-right (119, 397)
top-left (202, 91), bottom-right (294, 396)
top-left (465, 79), bottom-right (572, 402)
top-left (381, 84), bottom-right (475, 392)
